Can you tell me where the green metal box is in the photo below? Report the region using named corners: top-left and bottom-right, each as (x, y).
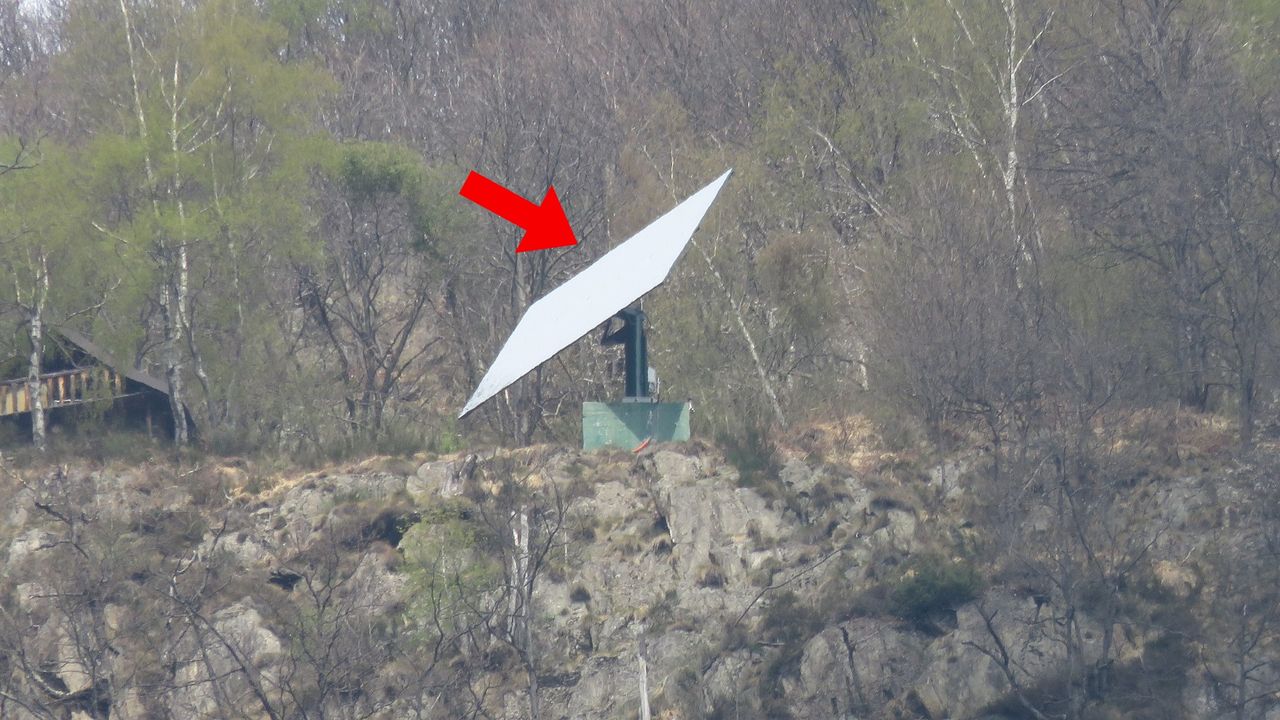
top-left (582, 402), bottom-right (691, 450)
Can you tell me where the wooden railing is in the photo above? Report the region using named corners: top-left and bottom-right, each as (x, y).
top-left (0, 367), bottom-right (124, 417)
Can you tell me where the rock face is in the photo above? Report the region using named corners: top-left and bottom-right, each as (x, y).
top-left (792, 618), bottom-right (926, 718)
top-left (913, 591), bottom-right (1105, 719)
top-left (0, 446), bottom-right (1268, 720)
top-left (171, 601), bottom-right (284, 719)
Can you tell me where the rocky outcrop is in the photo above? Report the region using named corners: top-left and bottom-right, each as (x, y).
top-left (792, 618), bottom-right (926, 719)
top-left (0, 445), bottom-right (1271, 720)
top-left (170, 600), bottom-right (284, 719)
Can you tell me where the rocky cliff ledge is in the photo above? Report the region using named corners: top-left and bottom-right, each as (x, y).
top-left (0, 432), bottom-right (1275, 719)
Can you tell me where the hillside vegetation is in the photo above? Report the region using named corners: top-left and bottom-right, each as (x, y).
top-left (2, 0), bottom-right (1280, 456)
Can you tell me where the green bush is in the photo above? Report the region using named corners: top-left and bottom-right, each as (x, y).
top-left (373, 420), bottom-right (428, 456)
top-left (890, 555), bottom-right (981, 621)
top-left (427, 415), bottom-right (463, 454)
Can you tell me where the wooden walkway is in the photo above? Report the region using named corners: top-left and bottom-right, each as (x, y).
top-left (0, 367), bottom-right (127, 417)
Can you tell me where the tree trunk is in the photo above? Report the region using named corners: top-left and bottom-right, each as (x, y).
top-left (119, 0), bottom-right (186, 445)
top-left (527, 669), bottom-right (540, 720)
top-left (162, 284), bottom-right (188, 445)
top-left (1178, 323), bottom-right (1210, 412)
top-left (26, 250), bottom-right (48, 451)
top-left (1240, 376), bottom-right (1256, 451)
top-left (511, 509), bottom-right (530, 637)
top-left (1001, 0), bottom-right (1026, 273)
top-left (168, 52), bottom-right (193, 446)
top-left (638, 632), bottom-right (651, 720)
top-left (508, 508), bottom-right (540, 719)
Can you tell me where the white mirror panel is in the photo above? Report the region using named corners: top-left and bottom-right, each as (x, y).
top-left (460, 169), bottom-right (732, 417)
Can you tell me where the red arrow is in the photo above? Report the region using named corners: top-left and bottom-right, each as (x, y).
top-left (459, 171), bottom-right (578, 253)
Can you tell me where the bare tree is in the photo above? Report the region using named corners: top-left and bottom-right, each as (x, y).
top-left (441, 1), bottom-right (620, 443)
top-left (1195, 456), bottom-right (1280, 720)
top-left (0, 467), bottom-right (164, 719)
top-left (1202, 97), bottom-right (1280, 449)
top-left (863, 170), bottom-right (1045, 473)
top-left (464, 454), bottom-right (568, 719)
top-left (0, 0), bottom-right (43, 176)
top-left (299, 143), bottom-right (447, 441)
top-left (1043, 0), bottom-right (1243, 413)
top-left (969, 341), bottom-right (1174, 720)
top-left (907, 0), bottom-right (1064, 281)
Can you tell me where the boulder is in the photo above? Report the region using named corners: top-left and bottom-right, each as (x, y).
top-left (913, 591), bottom-right (1105, 719)
top-left (170, 600), bottom-right (283, 719)
top-left (791, 617), bottom-right (926, 719)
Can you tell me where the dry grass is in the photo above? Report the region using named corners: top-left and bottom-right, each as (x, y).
top-left (781, 414), bottom-right (917, 474)
top-left (1100, 404), bottom-right (1239, 471)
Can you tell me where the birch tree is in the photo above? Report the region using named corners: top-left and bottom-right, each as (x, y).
top-left (471, 457), bottom-right (567, 720)
top-left (61, 0), bottom-right (329, 445)
top-left (0, 148), bottom-right (104, 450)
top-left (900, 0), bottom-right (1063, 279)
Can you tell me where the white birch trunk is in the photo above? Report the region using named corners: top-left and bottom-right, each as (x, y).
top-left (693, 240), bottom-right (787, 428)
top-left (168, 41), bottom-right (197, 444)
top-left (162, 283), bottom-right (188, 445)
top-left (510, 509), bottom-right (528, 635)
top-left (941, 0), bottom-right (1054, 281)
top-left (510, 509), bottom-right (540, 719)
top-left (638, 630), bottom-right (651, 720)
top-left (166, 46), bottom-right (210, 430)
top-left (25, 251), bottom-right (49, 451)
top-left (119, 0), bottom-right (187, 444)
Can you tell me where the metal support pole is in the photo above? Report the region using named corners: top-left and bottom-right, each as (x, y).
top-left (602, 307), bottom-right (649, 400)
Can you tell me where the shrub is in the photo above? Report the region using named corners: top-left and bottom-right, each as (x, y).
top-left (750, 557), bottom-right (782, 588)
top-left (718, 416), bottom-right (780, 491)
top-left (373, 420), bottom-right (428, 456)
top-left (427, 416), bottom-right (463, 454)
top-left (759, 592), bottom-right (824, 718)
top-left (890, 555), bottom-right (981, 621)
top-left (87, 428), bottom-right (157, 464)
top-left (695, 563), bottom-right (727, 588)
top-left (761, 591), bottom-right (823, 644)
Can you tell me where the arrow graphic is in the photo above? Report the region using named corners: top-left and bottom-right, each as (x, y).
top-left (459, 171), bottom-right (578, 253)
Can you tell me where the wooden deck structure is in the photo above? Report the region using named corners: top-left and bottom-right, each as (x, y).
top-left (0, 367), bottom-right (127, 417)
top-left (0, 328), bottom-right (193, 438)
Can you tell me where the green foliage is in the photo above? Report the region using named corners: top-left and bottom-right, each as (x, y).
top-left (0, 142), bottom-right (107, 316)
top-left (756, 233), bottom-right (838, 376)
top-left (4, 0), bottom-right (1278, 460)
top-left (400, 498), bottom-right (501, 645)
top-left (427, 415), bottom-right (463, 454)
top-left (339, 143), bottom-right (420, 198)
top-left (327, 141), bottom-right (462, 259)
top-left (82, 428), bottom-right (158, 464)
top-left (890, 555), bottom-right (981, 621)
top-left (372, 420), bottom-right (429, 456)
